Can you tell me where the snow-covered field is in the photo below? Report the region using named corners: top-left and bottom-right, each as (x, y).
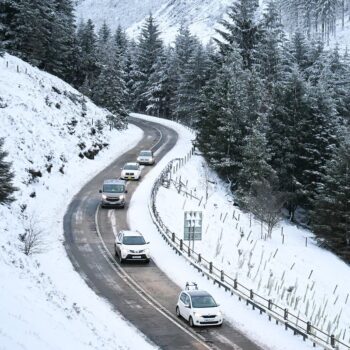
top-left (128, 114), bottom-right (350, 350)
top-left (0, 54), bottom-right (155, 350)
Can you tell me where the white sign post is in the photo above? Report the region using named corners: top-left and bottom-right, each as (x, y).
top-left (184, 211), bottom-right (202, 251)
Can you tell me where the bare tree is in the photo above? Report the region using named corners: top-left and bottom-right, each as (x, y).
top-left (247, 179), bottom-right (287, 239)
top-left (18, 215), bottom-right (46, 255)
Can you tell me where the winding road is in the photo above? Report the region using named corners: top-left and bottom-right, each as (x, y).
top-left (63, 117), bottom-right (263, 350)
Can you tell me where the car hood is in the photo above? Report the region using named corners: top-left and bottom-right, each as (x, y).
top-left (122, 244), bottom-right (147, 251)
top-left (103, 192), bottom-right (123, 197)
top-left (192, 306), bottom-right (221, 315)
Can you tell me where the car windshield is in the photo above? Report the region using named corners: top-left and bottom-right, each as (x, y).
top-left (191, 295), bottom-right (217, 308)
top-left (123, 236), bottom-right (146, 245)
top-left (140, 151), bottom-right (152, 157)
top-left (103, 184), bottom-right (124, 193)
top-left (124, 164), bottom-right (139, 170)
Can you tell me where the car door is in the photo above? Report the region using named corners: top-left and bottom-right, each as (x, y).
top-left (182, 293), bottom-right (191, 320)
top-left (116, 232), bottom-right (123, 256)
top-left (178, 292), bottom-right (187, 317)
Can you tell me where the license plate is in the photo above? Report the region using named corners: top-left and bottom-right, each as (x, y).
top-left (132, 256), bottom-right (141, 259)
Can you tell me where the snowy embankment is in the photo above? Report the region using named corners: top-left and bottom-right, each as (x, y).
top-left (128, 114), bottom-right (350, 350)
top-left (0, 54), bottom-right (155, 350)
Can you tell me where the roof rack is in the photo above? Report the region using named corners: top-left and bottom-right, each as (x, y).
top-left (185, 282), bottom-right (198, 291)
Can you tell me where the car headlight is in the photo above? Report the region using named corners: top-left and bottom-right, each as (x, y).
top-left (217, 311), bottom-right (222, 317)
top-left (121, 248), bottom-right (128, 255)
top-left (102, 194), bottom-right (107, 199)
top-left (119, 195), bottom-right (125, 200)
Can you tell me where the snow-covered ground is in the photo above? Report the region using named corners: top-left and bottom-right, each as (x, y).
top-left (1, 51), bottom-right (349, 350)
top-left (128, 114), bottom-right (350, 350)
top-left (0, 54), bottom-right (155, 350)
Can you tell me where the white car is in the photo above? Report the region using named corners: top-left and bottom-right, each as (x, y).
top-left (176, 284), bottom-right (223, 327)
top-left (120, 162), bottom-right (141, 180)
top-left (115, 230), bottom-right (150, 263)
top-left (137, 150), bottom-right (155, 165)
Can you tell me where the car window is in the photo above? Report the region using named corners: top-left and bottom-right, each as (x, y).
top-left (124, 164), bottom-right (139, 170)
top-left (180, 293), bottom-right (186, 303)
top-left (191, 295), bottom-right (217, 308)
top-left (103, 184), bottom-right (125, 193)
top-left (122, 235), bottom-right (146, 245)
top-left (185, 294), bottom-right (190, 305)
top-left (140, 151), bottom-right (152, 156)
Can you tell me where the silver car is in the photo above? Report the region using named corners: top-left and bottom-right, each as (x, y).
top-left (137, 150), bottom-right (155, 165)
top-left (99, 179), bottom-right (127, 208)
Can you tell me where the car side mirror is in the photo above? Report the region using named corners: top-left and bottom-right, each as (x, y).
top-left (146, 242), bottom-right (150, 245)
top-left (99, 189), bottom-right (102, 193)
top-left (125, 190), bottom-right (128, 193)
top-left (185, 304), bottom-right (191, 308)
top-left (115, 241), bottom-right (121, 245)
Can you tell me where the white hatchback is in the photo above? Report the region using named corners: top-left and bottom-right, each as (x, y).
top-left (176, 287), bottom-right (223, 327)
top-left (120, 162), bottom-right (141, 180)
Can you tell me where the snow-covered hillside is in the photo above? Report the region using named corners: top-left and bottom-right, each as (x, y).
top-left (76, 0), bottom-right (350, 47)
top-left (75, 0), bottom-right (232, 43)
top-left (75, 0), bottom-right (167, 32)
top-left (0, 54), bottom-right (155, 350)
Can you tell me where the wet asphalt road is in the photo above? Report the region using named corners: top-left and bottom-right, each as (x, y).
top-left (63, 117), bottom-right (264, 350)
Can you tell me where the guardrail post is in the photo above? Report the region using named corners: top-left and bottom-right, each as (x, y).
top-left (250, 289), bottom-right (254, 300)
top-left (268, 299), bottom-right (272, 310)
top-left (234, 279), bottom-right (237, 289)
top-left (172, 232), bottom-right (175, 242)
top-left (330, 335), bottom-right (335, 348)
top-left (209, 262), bottom-right (212, 274)
top-left (221, 270), bottom-right (224, 282)
top-left (180, 239), bottom-right (183, 251)
top-left (198, 254), bottom-right (201, 263)
top-left (284, 308), bottom-right (288, 320)
top-left (306, 321), bottom-right (311, 335)
top-left (188, 246), bottom-right (191, 257)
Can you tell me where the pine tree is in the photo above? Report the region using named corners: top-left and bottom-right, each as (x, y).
top-left (143, 49), bottom-right (168, 117)
top-left (215, 0), bottom-right (261, 70)
top-left (0, 138), bottom-right (17, 204)
top-left (97, 21), bottom-right (112, 65)
top-left (0, 0), bottom-right (20, 52)
top-left (11, 0), bottom-right (54, 68)
top-left (236, 116), bottom-right (278, 207)
top-left (134, 14), bottom-right (163, 112)
top-left (173, 26), bottom-right (202, 125)
top-left (196, 46), bottom-right (251, 182)
top-left (311, 134), bottom-right (350, 261)
top-left (45, 0), bottom-right (77, 81)
top-left (267, 68), bottom-right (310, 219)
top-left (256, 1), bottom-right (287, 89)
top-left (92, 55), bottom-right (128, 128)
top-left (76, 19), bottom-right (99, 89)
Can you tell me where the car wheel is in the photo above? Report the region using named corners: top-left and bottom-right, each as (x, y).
top-left (189, 316), bottom-right (194, 327)
top-left (145, 259), bottom-right (150, 264)
top-left (176, 306), bottom-right (181, 318)
top-left (118, 253), bottom-right (124, 264)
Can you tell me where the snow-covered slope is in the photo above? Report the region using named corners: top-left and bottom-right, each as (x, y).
top-left (75, 0), bottom-right (168, 32)
top-left (76, 0), bottom-right (350, 47)
top-left (75, 0), bottom-right (232, 43)
top-left (127, 0), bottom-right (232, 44)
top-left (0, 54), bottom-right (154, 350)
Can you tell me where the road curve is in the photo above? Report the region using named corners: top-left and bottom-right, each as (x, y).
top-left (63, 117), bottom-right (263, 350)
